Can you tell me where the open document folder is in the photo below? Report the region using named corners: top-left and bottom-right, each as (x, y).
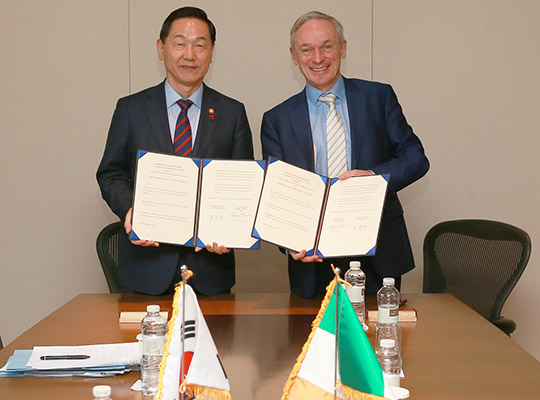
top-left (130, 151), bottom-right (265, 249)
top-left (252, 157), bottom-right (389, 258)
top-left (0, 342), bottom-right (140, 377)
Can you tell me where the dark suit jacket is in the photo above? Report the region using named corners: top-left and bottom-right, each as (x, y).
top-left (97, 81), bottom-right (253, 295)
top-left (261, 77), bottom-right (429, 297)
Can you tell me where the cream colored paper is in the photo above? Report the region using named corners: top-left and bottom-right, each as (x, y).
top-left (197, 160), bottom-right (264, 248)
top-left (317, 174), bottom-right (388, 257)
top-left (131, 152), bottom-right (199, 245)
top-left (254, 160), bottom-right (326, 252)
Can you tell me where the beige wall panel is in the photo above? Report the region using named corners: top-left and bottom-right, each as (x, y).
top-left (373, 1), bottom-right (540, 360)
top-left (128, 0), bottom-right (372, 293)
top-left (0, 0), bottom-right (129, 345)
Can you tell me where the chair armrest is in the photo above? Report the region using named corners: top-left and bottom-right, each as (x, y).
top-left (491, 317), bottom-right (516, 335)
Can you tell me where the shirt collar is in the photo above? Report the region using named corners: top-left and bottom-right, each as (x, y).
top-left (164, 80), bottom-right (203, 109)
top-left (305, 75), bottom-right (346, 107)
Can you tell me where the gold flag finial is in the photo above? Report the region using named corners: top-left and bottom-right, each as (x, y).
top-left (330, 263), bottom-right (351, 287)
top-left (174, 265), bottom-right (194, 289)
top-left (180, 265), bottom-right (194, 281)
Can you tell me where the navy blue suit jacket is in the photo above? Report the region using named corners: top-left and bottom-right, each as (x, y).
top-left (261, 77), bottom-right (429, 297)
top-left (97, 81), bottom-right (253, 295)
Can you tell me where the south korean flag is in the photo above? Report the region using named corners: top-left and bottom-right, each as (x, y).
top-left (156, 283), bottom-right (230, 400)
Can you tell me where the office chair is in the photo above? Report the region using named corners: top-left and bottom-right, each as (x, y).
top-left (96, 221), bottom-right (124, 293)
top-left (423, 219), bottom-right (531, 335)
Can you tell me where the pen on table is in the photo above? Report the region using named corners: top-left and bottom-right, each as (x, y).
top-left (40, 355), bottom-right (91, 360)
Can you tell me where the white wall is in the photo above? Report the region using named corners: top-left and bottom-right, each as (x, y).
top-left (1, 1), bottom-right (538, 360)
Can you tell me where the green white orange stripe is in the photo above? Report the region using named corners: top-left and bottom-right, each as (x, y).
top-left (282, 279), bottom-right (397, 400)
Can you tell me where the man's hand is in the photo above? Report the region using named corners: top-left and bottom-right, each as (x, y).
top-left (124, 208), bottom-right (160, 247)
top-left (195, 242), bottom-right (230, 255)
top-left (290, 249), bottom-right (323, 263)
top-left (338, 169), bottom-right (374, 180)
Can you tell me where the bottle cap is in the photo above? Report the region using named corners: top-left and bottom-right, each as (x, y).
top-left (391, 386), bottom-right (410, 399)
top-left (380, 338), bottom-right (396, 348)
top-left (93, 385), bottom-right (111, 397)
top-left (349, 261), bottom-right (361, 268)
top-left (383, 277), bottom-right (395, 286)
top-left (147, 304), bottom-right (160, 313)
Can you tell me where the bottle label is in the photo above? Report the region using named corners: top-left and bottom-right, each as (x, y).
top-left (142, 336), bottom-right (165, 356)
top-left (383, 372), bottom-right (401, 388)
top-left (378, 306), bottom-right (399, 323)
top-left (345, 286), bottom-right (365, 302)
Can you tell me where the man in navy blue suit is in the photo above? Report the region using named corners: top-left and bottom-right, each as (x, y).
top-left (97, 7), bottom-right (253, 295)
top-left (261, 11), bottom-right (429, 298)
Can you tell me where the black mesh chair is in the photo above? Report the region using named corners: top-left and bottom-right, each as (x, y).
top-left (423, 219), bottom-right (531, 335)
top-left (96, 221), bottom-right (123, 293)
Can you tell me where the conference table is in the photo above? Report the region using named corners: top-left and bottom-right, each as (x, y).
top-left (1, 292), bottom-right (539, 399)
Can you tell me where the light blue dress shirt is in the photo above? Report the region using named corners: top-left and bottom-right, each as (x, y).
top-left (306, 75), bottom-right (352, 176)
top-left (164, 80), bottom-right (203, 145)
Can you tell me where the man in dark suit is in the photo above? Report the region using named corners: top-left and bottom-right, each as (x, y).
top-left (97, 7), bottom-right (253, 295)
top-left (261, 11), bottom-right (429, 298)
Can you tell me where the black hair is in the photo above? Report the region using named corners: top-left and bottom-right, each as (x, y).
top-left (159, 6), bottom-right (216, 44)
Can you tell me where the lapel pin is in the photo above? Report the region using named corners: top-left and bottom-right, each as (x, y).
top-left (209, 108), bottom-right (215, 120)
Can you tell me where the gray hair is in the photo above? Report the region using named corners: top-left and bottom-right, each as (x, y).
top-left (290, 11), bottom-right (345, 48)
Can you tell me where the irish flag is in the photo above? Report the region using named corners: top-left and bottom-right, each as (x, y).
top-left (155, 281), bottom-right (231, 400)
top-left (282, 279), bottom-right (397, 400)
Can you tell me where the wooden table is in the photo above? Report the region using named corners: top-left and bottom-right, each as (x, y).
top-left (1, 293), bottom-right (539, 399)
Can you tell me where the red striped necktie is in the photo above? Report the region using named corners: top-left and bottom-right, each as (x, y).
top-left (174, 99), bottom-right (193, 156)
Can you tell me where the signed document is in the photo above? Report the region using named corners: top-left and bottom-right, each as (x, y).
top-left (252, 158), bottom-right (388, 257)
top-left (131, 151), bottom-right (264, 249)
top-left (197, 159), bottom-right (264, 249)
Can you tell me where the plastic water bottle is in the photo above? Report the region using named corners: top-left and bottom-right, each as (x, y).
top-left (376, 338), bottom-right (402, 388)
top-left (377, 277), bottom-right (400, 325)
top-left (93, 385), bottom-right (112, 400)
top-left (141, 305), bottom-right (167, 396)
top-left (344, 261), bottom-right (368, 330)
